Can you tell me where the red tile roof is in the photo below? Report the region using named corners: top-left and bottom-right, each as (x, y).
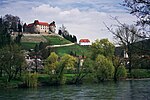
top-left (27, 20), bottom-right (49, 27)
top-left (79, 39), bottom-right (90, 42)
top-left (35, 20), bottom-right (49, 26)
top-left (38, 22), bottom-right (49, 26)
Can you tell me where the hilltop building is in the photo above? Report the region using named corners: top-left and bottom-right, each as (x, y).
top-left (79, 39), bottom-right (91, 46)
top-left (23, 20), bottom-right (56, 34)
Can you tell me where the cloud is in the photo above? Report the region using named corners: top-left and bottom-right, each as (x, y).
top-left (0, 0), bottom-right (136, 42)
top-left (32, 4), bottom-right (60, 14)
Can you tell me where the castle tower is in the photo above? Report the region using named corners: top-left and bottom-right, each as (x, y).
top-left (49, 21), bottom-right (56, 33)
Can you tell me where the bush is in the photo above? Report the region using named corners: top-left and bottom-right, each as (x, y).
top-left (116, 66), bottom-right (127, 79)
top-left (49, 75), bottom-right (66, 85)
top-left (37, 74), bottom-right (49, 86)
top-left (94, 55), bottom-right (114, 82)
top-left (129, 69), bottom-right (150, 78)
top-left (23, 72), bottom-right (38, 88)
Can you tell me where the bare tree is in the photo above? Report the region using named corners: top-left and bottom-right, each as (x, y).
top-left (123, 0), bottom-right (150, 38)
top-left (105, 23), bottom-right (141, 73)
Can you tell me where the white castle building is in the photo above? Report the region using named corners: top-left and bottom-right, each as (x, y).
top-left (23, 20), bottom-right (56, 34)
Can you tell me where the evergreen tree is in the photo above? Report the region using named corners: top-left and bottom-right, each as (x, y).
top-left (23, 23), bottom-right (27, 32)
top-left (0, 22), bottom-right (12, 48)
top-left (39, 42), bottom-right (44, 51)
top-left (14, 34), bottom-right (22, 44)
top-left (58, 30), bottom-right (62, 35)
top-left (18, 21), bottom-right (22, 32)
top-left (73, 35), bottom-right (77, 43)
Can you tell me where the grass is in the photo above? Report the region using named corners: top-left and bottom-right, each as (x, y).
top-left (21, 35), bottom-right (47, 50)
top-left (55, 44), bottom-right (92, 57)
top-left (64, 74), bottom-right (76, 77)
top-left (43, 35), bottom-right (71, 45)
top-left (21, 42), bottom-right (39, 50)
top-left (20, 35), bottom-right (92, 57)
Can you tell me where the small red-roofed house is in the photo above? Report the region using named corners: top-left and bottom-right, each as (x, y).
top-left (79, 39), bottom-right (91, 46)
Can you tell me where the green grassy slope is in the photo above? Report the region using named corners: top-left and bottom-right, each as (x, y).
top-left (21, 42), bottom-right (38, 50)
top-left (54, 44), bottom-right (92, 57)
top-left (43, 35), bottom-right (71, 45)
top-left (20, 35), bottom-right (92, 57)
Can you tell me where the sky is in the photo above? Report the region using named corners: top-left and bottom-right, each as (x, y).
top-left (0, 0), bottom-right (137, 42)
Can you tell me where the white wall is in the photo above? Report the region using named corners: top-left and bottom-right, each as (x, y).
top-left (36, 25), bottom-right (49, 33)
top-left (79, 42), bottom-right (91, 46)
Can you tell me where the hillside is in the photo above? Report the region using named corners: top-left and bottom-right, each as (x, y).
top-left (43, 35), bottom-right (71, 45)
top-left (55, 44), bottom-right (92, 57)
top-left (21, 34), bottom-right (47, 43)
top-left (21, 34), bottom-right (71, 50)
top-left (20, 34), bottom-right (92, 57)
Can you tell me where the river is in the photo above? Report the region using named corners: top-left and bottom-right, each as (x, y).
top-left (0, 80), bottom-right (150, 100)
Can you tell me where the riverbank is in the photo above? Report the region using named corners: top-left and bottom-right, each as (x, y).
top-left (0, 69), bottom-right (150, 89)
top-left (126, 78), bottom-right (150, 81)
top-left (0, 80), bottom-right (150, 100)
top-left (1, 75), bottom-right (150, 89)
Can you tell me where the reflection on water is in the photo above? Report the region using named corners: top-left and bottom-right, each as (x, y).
top-left (0, 80), bottom-right (150, 100)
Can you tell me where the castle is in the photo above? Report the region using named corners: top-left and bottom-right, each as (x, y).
top-left (23, 20), bottom-right (56, 34)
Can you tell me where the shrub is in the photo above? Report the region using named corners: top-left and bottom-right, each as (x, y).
top-left (94, 55), bottom-right (114, 82)
top-left (116, 66), bottom-right (127, 79)
top-left (23, 72), bottom-right (38, 88)
top-left (49, 75), bottom-right (66, 85)
top-left (130, 69), bottom-right (150, 78)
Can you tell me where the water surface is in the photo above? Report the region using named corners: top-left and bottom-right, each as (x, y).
top-left (0, 80), bottom-right (150, 100)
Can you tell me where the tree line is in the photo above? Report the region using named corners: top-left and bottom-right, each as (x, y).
top-left (58, 25), bottom-right (77, 43)
top-left (0, 14), bottom-right (25, 82)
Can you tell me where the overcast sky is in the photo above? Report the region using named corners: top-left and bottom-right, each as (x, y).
top-left (0, 0), bottom-right (136, 42)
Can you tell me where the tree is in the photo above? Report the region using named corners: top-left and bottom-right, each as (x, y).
top-left (91, 39), bottom-right (115, 60)
top-left (74, 57), bottom-right (94, 84)
top-left (3, 14), bottom-right (20, 32)
top-left (116, 65), bottom-right (127, 80)
top-left (14, 34), bottom-right (23, 44)
top-left (0, 18), bottom-right (12, 48)
top-left (58, 54), bottom-right (77, 83)
top-left (106, 24), bottom-right (141, 73)
top-left (94, 55), bottom-right (114, 82)
top-left (112, 56), bottom-right (127, 81)
top-left (73, 35), bottom-right (77, 43)
top-left (123, 0), bottom-right (150, 38)
top-left (34, 44), bottom-right (39, 53)
top-left (59, 25), bottom-right (77, 43)
top-left (29, 44), bottom-right (40, 72)
top-left (23, 23), bottom-right (27, 32)
top-left (58, 30), bottom-right (62, 36)
top-left (18, 21), bottom-right (22, 32)
top-left (39, 42), bottom-right (44, 51)
top-left (0, 44), bottom-right (25, 82)
top-left (45, 52), bottom-right (59, 75)
top-left (0, 14), bottom-right (22, 48)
